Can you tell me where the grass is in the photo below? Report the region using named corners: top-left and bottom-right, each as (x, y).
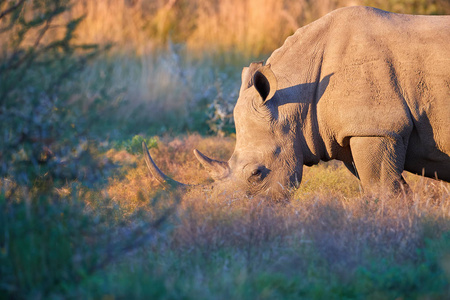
top-left (93, 135), bottom-right (450, 299)
top-left (59, 0), bottom-right (450, 139)
top-left (67, 0), bottom-right (450, 56)
top-left (7, 0), bottom-right (446, 138)
top-left (69, 0), bottom-right (352, 56)
top-left (79, 49), bottom-right (245, 136)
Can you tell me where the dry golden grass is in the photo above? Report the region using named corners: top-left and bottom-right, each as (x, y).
top-left (4, 0), bottom-right (449, 57)
top-left (106, 134), bottom-right (450, 266)
top-left (65, 0), bottom-right (449, 56)
top-left (68, 0), bottom-right (355, 55)
top-left (106, 134), bottom-right (235, 214)
top-left (5, 0), bottom-right (448, 57)
top-left (172, 176), bottom-right (449, 279)
top-left (5, 0), bottom-right (450, 57)
top-left (5, 0), bottom-right (448, 56)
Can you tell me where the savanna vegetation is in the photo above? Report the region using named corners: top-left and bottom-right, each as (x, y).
top-left (1, 0), bottom-right (450, 298)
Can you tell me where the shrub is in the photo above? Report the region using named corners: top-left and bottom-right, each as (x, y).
top-left (0, 0), bottom-right (111, 190)
top-left (0, 2), bottom-right (176, 298)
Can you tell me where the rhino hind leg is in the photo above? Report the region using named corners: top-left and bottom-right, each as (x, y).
top-left (349, 136), bottom-right (409, 194)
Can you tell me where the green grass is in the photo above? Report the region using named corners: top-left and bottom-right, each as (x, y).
top-left (4, 134), bottom-right (450, 299)
top-left (71, 177), bottom-right (450, 299)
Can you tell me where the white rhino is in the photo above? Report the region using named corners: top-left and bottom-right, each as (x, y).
top-left (144, 6), bottom-right (450, 199)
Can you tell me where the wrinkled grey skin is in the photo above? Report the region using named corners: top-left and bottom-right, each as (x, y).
top-left (144, 6), bottom-right (450, 199)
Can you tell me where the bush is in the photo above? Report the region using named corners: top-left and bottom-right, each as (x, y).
top-left (0, 183), bottom-right (178, 299)
top-left (121, 135), bottom-right (158, 155)
top-left (0, 2), bottom-right (177, 298)
top-left (0, 0), bottom-right (112, 190)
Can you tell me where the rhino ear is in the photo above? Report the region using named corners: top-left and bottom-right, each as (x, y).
top-left (240, 62), bottom-right (264, 95)
top-left (253, 64), bottom-right (277, 102)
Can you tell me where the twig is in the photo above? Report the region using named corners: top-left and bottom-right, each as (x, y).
top-left (0, 0), bottom-right (26, 20)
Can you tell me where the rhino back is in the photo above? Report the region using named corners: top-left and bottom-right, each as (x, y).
top-left (268, 6), bottom-right (450, 161)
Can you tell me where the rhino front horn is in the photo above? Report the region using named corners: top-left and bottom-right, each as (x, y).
top-left (142, 142), bottom-right (186, 188)
top-left (193, 149), bottom-right (230, 180)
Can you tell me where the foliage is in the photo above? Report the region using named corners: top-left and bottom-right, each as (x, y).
top-left (0, 184), bottom-right (177, 299)
top-left (0, 2), bottom-right (176, 298)
top-left (0, 0), bottom-right (114, 190)
top-left (206, 72), bottom-right (238, 135)
top-left (115, 135), bottom-right (158, 155)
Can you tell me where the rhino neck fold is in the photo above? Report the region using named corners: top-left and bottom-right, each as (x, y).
top-left (268, 62), bottom-right (330, 167)
top-left (266, 15), bottom-right (342, 167)
top-left (297, 98), bottom-right (328, 166)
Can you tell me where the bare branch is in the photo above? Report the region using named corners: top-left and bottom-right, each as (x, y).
top-left (0, 0), bottom-right (25, 20)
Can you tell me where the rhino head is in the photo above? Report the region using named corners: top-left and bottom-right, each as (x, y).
top-left (144, 62), bottom-right (303, 200)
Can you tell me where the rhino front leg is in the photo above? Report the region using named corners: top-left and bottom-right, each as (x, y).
top-left (349, 136), bottom-right (409, 194)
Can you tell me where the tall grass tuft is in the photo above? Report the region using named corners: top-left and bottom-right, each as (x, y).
top-left (102, 135), bottom-right (450, 299)
top-left (63, 0), bottom-right (450, 137)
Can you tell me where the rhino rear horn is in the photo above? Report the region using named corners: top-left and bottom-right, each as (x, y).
top-left (142, 142), bottom-right (186, 188)
top-left (193, 149), bottom-right (230, 180)
top-left (253, 64), bottom-right (278, 102)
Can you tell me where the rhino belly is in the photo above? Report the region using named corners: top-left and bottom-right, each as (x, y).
top-left (404, 126), bottom-right (450, 181)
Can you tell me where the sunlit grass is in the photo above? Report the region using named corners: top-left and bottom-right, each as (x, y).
top-left (67, 0), bottom-right (450, 56)
top-left (69, 0), bottom-right (351, 56)
top-left (106, 134), bottom-right (450, 243)
top-left (100, 134), bottom-right (450, 299)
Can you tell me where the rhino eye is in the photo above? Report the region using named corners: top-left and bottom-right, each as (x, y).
top-left (251, 169), bottom-right (262, 176)
top-left (248, 168), bottom-right (263, 184)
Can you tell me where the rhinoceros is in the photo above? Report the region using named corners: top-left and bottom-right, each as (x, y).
top-left (143, 6), bottom-right (450, 199)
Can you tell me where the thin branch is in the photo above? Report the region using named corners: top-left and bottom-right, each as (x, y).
top-left (8, 18), bottom-right (52, 69)
top-left (0, 0), bottom-right (25, 20)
